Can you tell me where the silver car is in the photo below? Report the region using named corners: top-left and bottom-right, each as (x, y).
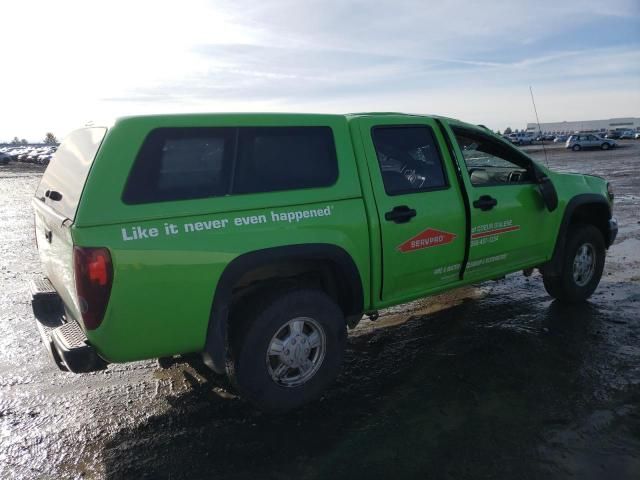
top-left (566, 134), bottom-right (616, 151)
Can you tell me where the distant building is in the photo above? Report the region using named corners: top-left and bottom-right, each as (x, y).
top-left (525, 117), bottom-right (640, 134)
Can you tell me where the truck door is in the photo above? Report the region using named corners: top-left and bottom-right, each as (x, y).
top-left (445, 123), bottom-right (553, 280)
top-left (358, 117), bottom-right (466, 303)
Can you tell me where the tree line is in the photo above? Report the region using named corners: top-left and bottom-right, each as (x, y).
top-left (8, 133), bottom-right (58, 145)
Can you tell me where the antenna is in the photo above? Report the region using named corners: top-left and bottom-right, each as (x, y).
top-left (529, 86), bottom-right (549, 167)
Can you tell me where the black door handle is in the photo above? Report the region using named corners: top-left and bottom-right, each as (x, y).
top-left (473, 195), bottom-right (497, 211)
top-left (45, 190), bottom-right (62, 201)
top-left (385, 205), bottom-right (417, 223)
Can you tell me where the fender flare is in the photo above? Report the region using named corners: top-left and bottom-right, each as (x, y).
top-left (202, 243), bottom-right (364, 373)
top-left (542, 193), bottom-right (612, 276)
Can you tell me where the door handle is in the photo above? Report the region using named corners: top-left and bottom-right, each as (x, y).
top-left (385, 205), bottom-right (417, 223)
top-left (473, 195), bottom-right (497, 211)
top-left (45, 190), bottom-right (62, 201)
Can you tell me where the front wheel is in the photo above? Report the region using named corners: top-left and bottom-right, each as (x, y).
top-left (542, 224), bottom-right (606, 303)
top-left (572, 144), bottom-right (581, 151)
top-left (226, 288), bottom-right (346, 411)
top-left (601, 143), bottom-right (610, 150)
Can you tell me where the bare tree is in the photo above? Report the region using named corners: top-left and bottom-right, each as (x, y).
top-left (44, 132), bottom-right (59, 144)
top-left (504, 127), bottom-right (512, 135)
top-left (10, 136), bottom-right (20, 145)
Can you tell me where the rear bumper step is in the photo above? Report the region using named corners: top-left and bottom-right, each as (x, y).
top-left (31, 277), bottom-right (107, 373)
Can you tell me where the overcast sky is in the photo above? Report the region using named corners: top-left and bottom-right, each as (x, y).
top-left (2, 0), bottom-right (639, 142)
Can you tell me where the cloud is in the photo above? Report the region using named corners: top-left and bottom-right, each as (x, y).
top-left (1, 0), bottom-right (638, 140)
top-left (110, 44), bottom-right (639, 106)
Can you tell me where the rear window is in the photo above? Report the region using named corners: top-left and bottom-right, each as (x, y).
top-left (35, 127), bottom-right (107, 219)
top-left (123, 126), bottom-right (338, 204)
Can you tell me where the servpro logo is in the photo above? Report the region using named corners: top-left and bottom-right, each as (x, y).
top-left (397, 228), bottom-right (457, 253)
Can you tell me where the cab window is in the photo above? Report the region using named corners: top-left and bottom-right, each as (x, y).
top-left (371, 125), bottom-right (447, 195)
top-left (451, 126), bottom-right (534, 187)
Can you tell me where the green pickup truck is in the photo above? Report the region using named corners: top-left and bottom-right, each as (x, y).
top-left (31, 113), bottom-right (617, 411)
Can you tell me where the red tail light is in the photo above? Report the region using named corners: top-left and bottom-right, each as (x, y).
top-left (73, 247), bottom-right (113, 330)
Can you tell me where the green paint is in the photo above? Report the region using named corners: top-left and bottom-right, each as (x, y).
top-left (33, 113), bottom-right (613, 363)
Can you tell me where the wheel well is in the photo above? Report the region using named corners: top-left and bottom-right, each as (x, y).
top-left (540, 195), bottom-right (612, 278)
top-left (203, 244), bottom-right (364, 373)
top-left (230, 259), bottom-right (360, 321)
top-left (569, 202), bottom-right (609, 243)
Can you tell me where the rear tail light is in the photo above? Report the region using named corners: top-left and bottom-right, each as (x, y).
top-left (73, 247), bottom-right (113, 330)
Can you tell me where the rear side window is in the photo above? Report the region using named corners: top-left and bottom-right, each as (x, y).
top-left (233, 127), bottom-right (338, 194)
top-left (123, 126), bottom-right (338, 204)
top-left (36, 127), bottom-right (107, 219)
top-left (371, 125), bottom-right (447, 195)
top-left (123, 128), bottom-right (234, 204)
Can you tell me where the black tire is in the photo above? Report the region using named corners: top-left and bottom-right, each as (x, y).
top-left (226, 288), bottom-right (346, 412)
top-left (542, 224), bottom-right (605, 303)
top-left (601, 143), bottom-right (610, 150)
top-left (572, 144), bottom-right (581, 151)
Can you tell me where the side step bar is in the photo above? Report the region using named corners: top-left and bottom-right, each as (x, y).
top-left (30, 277), bottom-right (107, 373)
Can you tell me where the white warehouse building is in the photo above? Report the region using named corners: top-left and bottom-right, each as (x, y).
top-left (525, 117), bottom-right (640, 134)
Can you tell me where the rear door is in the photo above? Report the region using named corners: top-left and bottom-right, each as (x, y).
top-left (357, 116), bottom-right (466, 303)
top-left (33, 127), bottom-right (107, 319)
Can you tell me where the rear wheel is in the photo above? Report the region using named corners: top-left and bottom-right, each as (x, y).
top-left (601, 143), bottom-right (610, 150)
top-left (226, 288), bottom-right (346, 411)
top-left (572, 144), bottom-right (581, 151)
top-left (542, 224), bottom-right (605, 303)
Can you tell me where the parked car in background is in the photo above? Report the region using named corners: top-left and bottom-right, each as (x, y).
top-left (554, 135), bottom-right (568, 143)
top-left (507, 133), bottom-right (534, 145)
top-left (0, 145), bottom-right (58, 164)
top-left (17, 151), bottom-right (31, 161)
top-left (0, 152), bottom-right (10, 164)
top-left (566, 134), bottom-right (616, 151)
top-left (634, 132), bottom-right (640, 139)
top-left (37, 153), bottom-right (53, 165)
top-left (27, 152), bottom-right (42, 163)
top-left (605, 131), bottom-right (621, 140)
top-left (619, 131), bottom-right (635, 140)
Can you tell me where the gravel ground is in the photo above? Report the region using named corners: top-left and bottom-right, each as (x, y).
top-left (1, 141), bottom-right (639, 479)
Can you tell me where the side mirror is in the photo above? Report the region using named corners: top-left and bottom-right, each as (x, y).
top-left (536, 174), bottom-right (558, 212)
